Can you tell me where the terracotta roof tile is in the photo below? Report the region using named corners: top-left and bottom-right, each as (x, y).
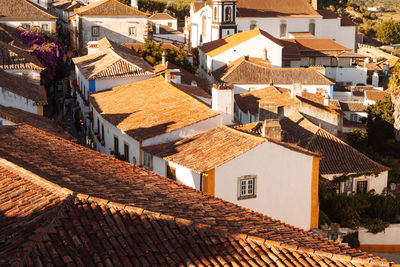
top-left (339, 101), bottom-right (366, 112)
top-left (365, 90), bottom-right (389, 102)
top-left (293, 38), bottom-right (350, 51)
top-left (149, 12), bottom-right (176, 20)
top-left (213, 56), bottom-right (333, 85)
top-left (341, 17), bottom-right (356, 27)
top-left (0, 23), bottom-right (30, 51)
top-left (0, 69), bottom-right (46, 105)
top-left (0, 124), bottom-right (381, 262)
top-left (145, 125), bottom-right (266, 172)
top-left (72, 38), bottom-right (153, 79)
top-left (0, 105), bottom-right (74, 140)
top-left (0, 41), bottom-right (43, 71)
top-left (51, 0), bottom-right (83, 11)
top-left (0, 0), bottom-right (57, 20)
top-left (317, 9), bottom-right (338, 19)
top-left (235, 86), bottom-right (299, 114)
top-left (90, 76), bottom-right (220, 141)
top-left (280, 112), bottom-right (389, 175)
top-left (74, 0), bottom-right (147, 16)
top-left (235, 0), bottom-right (320, 17)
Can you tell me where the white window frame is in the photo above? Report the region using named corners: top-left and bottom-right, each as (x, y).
top-left (91, 26), bottom-right (100, 37)
top-left (129, 26), bottom-right (136, 36)
top-left (41, 23), bottom-right (49, 32)
top-left (355, 179), bottom-right (369, 193)
top-left (238, 175), bottom-right (257, 200)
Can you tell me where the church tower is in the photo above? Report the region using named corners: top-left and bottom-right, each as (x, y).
top-left (211, 0), bottom-right (237, 40)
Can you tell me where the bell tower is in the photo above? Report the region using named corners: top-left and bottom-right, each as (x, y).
top-left (211, 0), bottom-right (237, 40)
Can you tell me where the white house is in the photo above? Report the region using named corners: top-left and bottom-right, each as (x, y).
top-left (0, 41), bottom-right (44, 83)
top-left (234, 85), bottom-right (343, 136)
top-left (149, 12), bottom-right (178, 31)
top-left (199, 29), bottom-right (366, 86)
top-left (89, 76), bottom-right (232, 167)
top-left (185, 0), bottom-right (357, 50)
top-left (72, 37), bottom-right (153, 118)
top-left (277, 111), bottom-right (389, 194)
top-left (71, 0), bottom-right (148, 50)
top-left (0, 0), bottom-right (57, 33)
top-left (144, 123), bottom-right (320, 230)
top-left (0, 69), bottom-right (47, 115)
top-left (213, 56), bottom-right (334, 95)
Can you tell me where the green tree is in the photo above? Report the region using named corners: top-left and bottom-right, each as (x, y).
top-left (117, 0), bottom-right (130, 5)
top-left (167, 0), bottom-right (191, 20)
top-left (138, 0), bottom-right (167, 13)
top-left (377, 19), bottom-right (400, 44)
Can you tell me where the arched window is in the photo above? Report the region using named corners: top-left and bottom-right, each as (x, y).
top-left (214, 7), bottom-right (218, 21)
top-left (225, 6), bottom-right (232, 22)
top-left (202, 15), bottom-right (207, 39)
top-left (250, 20), bottom-right (257, 30)
top-left (309, 19), bottom-right (315, 35)
top-left (280, 20), bottom-right (287, 37)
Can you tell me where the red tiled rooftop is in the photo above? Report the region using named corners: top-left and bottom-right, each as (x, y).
top-left (74, 0), bottom-right (147, 16)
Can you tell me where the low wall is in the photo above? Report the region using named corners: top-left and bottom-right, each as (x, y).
top-left (358, 224), bottom-right (400, 252)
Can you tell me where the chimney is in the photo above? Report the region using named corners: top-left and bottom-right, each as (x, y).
top-left (311, 0), bottom-right (320, 10)
top-left (323, 94), bottom-right (330, 107)
top-left (162, 50), bottom-right (166, 65)
top-left (263, 47), bottom-right (268, 61)
top-left (87, 41), bottom-right (99, 55)
top-left (131, 0), bottom-right (138, 9)
top-left (261, 119), bottom-right (282, 141)
top-left (165, 70), bottom-right (171, 83)
top-left (291, 83), bottom-right (302, 98)
top-left (212, 83), bottom-right (234, 125)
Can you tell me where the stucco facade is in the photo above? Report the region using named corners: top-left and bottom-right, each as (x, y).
top-left (0, 87), bottom-right (42, 115)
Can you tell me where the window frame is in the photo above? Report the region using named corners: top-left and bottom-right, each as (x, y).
top-left (356, 180), bottom-right (368, 193)
top-left (280, 21), bottom-right (287, 37)
top-left (128, 26), bottom-right (136, 36)
top-left (41, 23), bottom-right (49, 32)
top-left (124, 143), bottom-right (129, 162)
top-left (167, 165), bottom-right (177, 181)
top-left (91, 25), bottom-right (100, 37)
top-left (237, 175), bottom-right (257, 200)
top-left (142, 150), bottom-right (153, 171)
top-left (113, 136), bottom-right (119, 156)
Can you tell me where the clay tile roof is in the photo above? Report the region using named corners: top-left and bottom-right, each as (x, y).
top-left (145, 125), bottom-right (266, 172)
top-left (0, 0), bottom-right (57, 20)
top-left (213, 56), bottom-right (333, 85)
top-left (365, 90), bottom-right (389, 102)
top-left (52, 0), bottom-right (83, 11)
top-left (297, 95), bottom-right (341, 115)
top-left (172, 83), bottom-right (211, 104)
top-left (280, 111), bottom-right (389, 175)
top-left (72, 38), bottom-right (153, 79)
top-left (149, 12), bottom-right (176, 20)
top-left (0, 123), bottom-right (386, 263)
top-left (74, 0), bottom-right (147, 16)
top-left (0, 105), bottom-right (74, 140)
top-left (289, 32), bottom-right (315, 38)
top-left (341, 16), bottom-right (356, 26)
top-left (235, 86), bottom-right (299, 114)
top-left (293, 38), bottom-right (351, 51)
top-left (235, 0), bottom-right (320, 17)
top-left (200, 28), bottom-right (282, 57)
top-left (153, 61), bottom-right (208, 89)
top-left (90, 76), bottom-right (220, 141)
top-left (339, 101), bottom-right (366, 112)
top-left (0, 69), bottom-right (46, 105)
top-left (317, 9), bottom-right (338, 19)
top-left (0, 41), bottom-right (43, 71)
top-left (0, 23), bottom-right (30, 51)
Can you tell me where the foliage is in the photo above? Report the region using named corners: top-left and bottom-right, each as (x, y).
top-left (137, 40), bottom-right (195, 73)
top-left (346, 129), bottom-right (375, 157)
top-left (376, 19), bottom-right (400, 44)
top-left (167, 0), bottom-right (191, 19)
top-left (138, 0), bottom-right (167, 13)
top-left (117, 0), bottom-right (130, 5)
top-left (18, 28), bottom-right (68, 86)
top-left (319, 184), bottom-right (400, 233)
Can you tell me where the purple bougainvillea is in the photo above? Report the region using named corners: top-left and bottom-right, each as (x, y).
top-left (18, 28), bottom-right (69, 85)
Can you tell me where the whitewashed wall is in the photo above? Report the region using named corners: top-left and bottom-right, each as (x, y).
top-left (0, 87), bottom-right (38, 115)
top-left (2, 20), bottom-right (56, 33)
top-left (150, 18), bottom-right (177, 30)
top-left (78, 15), bottom-right (148, 48)
top-left (214, 140), bottom-right (315, 230)
top-left (324, 171), bottom-right (388, 194)
top-left (299, 102), bottom-right (341, 135)
top-left (359, 224), bottom-right (400, 246)
top-left (324, 67), bottom-right (367, 85)
top-left (94, 75), bottom-right (153, 92)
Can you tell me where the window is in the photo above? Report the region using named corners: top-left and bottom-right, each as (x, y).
top-left (129, 26), bottom-right (136, 36)
top-left (97, 118), bottom-right (100, 133)
top-left (91, 26), bottom-right (100, 37)
top-left (331, 57), bottom-right (338, 66)
top-left (202, 15), bottom-right (207, 39)
top-left (114, 136), bottom-right (119, 156)
top-left (238, 175), bottom-right (256, 200)
top-left (167, 165), bottom-right (177, 181)
top-left (22, 23), bottom-right (31, 30)
top-left (309, 57), bottom-right (316, 66)
top-left (225, 6), bottom-right (232, 22)
top-left (280, 21), bottom-right (287, 37)
top-left (124, 143), bottom-right (129, 162)
top-left (143, 151), bottom-right (153, 170)
top-left (309, 20), bottom-right (315, 35)
top-left (214, 7), bottom-right (218, 21)
top-left (41, 24), bottom-right (49, 32)
top-left (101, 124), bottom-right (105, 140)
top-left (167, 22), bottom-right (172, 27)
top-left (356, 180), bottom-right (368, 193)
top-left (250, 20), bottom-right (257, 30)
top-left (350, 114), bottom-right (358, 121)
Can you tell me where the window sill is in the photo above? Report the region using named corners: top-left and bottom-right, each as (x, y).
top-left (238, 195), bottom-right (256, 200)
